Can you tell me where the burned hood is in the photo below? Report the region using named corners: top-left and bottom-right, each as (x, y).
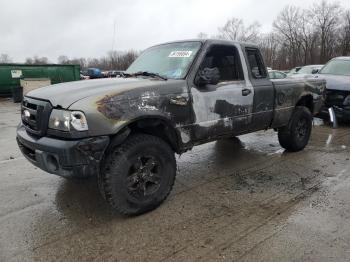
top-left (317, 74), bottom-right (350, 91)
top-left (26, 78), bottom-right (184, 108)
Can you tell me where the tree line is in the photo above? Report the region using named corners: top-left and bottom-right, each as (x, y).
top-left (199, 0), bottom-right (350, 69)
top-left (0, 51), bottom-right (139, 71)
top-left (56, 50), bottom-right (139, 70)
top-left (1, 0), bottom-right (349, 71)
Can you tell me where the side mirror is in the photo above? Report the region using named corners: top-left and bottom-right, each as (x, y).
top-left (312, 69), bottom-right (319, 74)
top-left (195, 67), bottom-right (220, 86)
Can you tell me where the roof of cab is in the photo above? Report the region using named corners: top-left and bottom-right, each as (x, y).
top-left (149, 38), bottom-right (259, 49)
top-left (332, 56), bottom-right (350, 61)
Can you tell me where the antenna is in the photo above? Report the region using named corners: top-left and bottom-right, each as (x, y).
top-left (110, 19), bottom-right (117, 70)
top-left (111, 19), bottom-right (116, 53)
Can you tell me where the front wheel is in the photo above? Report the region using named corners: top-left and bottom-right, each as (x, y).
top-left (98, 134), bottom-right (176, 215)
top-left (278, 106), bottom-right (312, 152)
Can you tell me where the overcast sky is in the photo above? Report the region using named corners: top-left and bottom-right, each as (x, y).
top-left (1, 0), bottom-right (349, 62)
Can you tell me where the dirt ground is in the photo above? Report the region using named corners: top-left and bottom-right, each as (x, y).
top-left (0, 97), bottom-right (350, 262)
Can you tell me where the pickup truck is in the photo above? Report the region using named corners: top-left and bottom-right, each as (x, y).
top-left (16, 39), bottom-right (326, 215)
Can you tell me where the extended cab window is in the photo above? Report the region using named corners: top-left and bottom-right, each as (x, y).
top-left (199, 45), bottom-right (244, 82)
top-left (246, 48), bottom-right (267, 79)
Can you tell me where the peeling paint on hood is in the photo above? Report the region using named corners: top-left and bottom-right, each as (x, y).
top-left (25, 78), bottom-right (169, 108)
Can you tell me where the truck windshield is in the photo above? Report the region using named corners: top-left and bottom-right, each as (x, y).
top-left (126, 41), bottom-right (202, 79)
top-left (319, 59), bottom-right (350, 76)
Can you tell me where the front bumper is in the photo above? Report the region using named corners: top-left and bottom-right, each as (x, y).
top-left (16, 124), bottom-right (109, 178)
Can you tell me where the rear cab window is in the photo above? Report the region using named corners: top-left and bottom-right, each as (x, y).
top-left (246, 48), bottom-right (267, 79)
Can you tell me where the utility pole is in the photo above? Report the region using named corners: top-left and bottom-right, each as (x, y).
top-left (112, 19), bottom-right (117, 53)
top-left (111, 18), bottom-right (117, 69)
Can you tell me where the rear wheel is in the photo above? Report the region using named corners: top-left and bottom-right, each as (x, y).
top-left (98, 134), bottom-right (176, 215)
top-left (278, 106), bottom-right (312, 152)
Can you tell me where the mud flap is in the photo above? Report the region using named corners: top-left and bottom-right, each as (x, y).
top-left (328, 107), bottom-right (338, 129)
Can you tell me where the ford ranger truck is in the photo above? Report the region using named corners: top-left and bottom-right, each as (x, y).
top-left (16, 39), bottom-right (326, 215)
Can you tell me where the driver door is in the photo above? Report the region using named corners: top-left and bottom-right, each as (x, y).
top-left (189, 44), bottom-right (254, 142)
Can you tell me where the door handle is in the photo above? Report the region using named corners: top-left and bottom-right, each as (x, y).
top-left (242, 88), bottom-right (252, 96)
top-left (169, 96), bottom-right (188, 106)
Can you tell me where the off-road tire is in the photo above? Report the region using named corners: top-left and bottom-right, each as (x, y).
top-left (278, 106), bottom-right (312, 152)
top-left (98, 134), bottom-right (176, 215)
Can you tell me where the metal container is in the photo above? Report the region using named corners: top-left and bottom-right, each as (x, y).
top-left (0, 64), bottom-right (80, 102)
top-left (20, 78), bottom-right (51, 95)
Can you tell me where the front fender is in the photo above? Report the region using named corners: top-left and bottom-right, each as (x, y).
top-left (69, 92), bottom-right (174, 137)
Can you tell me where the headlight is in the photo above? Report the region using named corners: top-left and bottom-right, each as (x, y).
top-left (48, 109), bottom-right (88, 131)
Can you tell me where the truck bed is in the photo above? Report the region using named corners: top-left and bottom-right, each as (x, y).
top-left (270, 77), bottom-right (326, 128)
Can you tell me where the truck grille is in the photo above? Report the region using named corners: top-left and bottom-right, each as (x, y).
top-left (21, 97), bottom-right (52, 137)
top-left (325, 90), bottom-right (349, 107)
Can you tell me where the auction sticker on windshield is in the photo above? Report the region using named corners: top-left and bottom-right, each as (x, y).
top-left (168, 51), bottom-right (193, 58)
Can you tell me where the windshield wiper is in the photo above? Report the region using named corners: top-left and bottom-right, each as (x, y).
top-left (123, 71), bottom-right (167, 80)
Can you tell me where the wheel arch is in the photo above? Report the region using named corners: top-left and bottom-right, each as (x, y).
top-left (296, 94), bottom-right (314, 114)
top-left (109, 116), bottom-right (183, 154)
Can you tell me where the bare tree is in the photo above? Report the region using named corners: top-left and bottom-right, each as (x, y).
top-left (35, 56), bottom-right (49, 64)
top-left (259, 33), bottom-right (280, 68)
top-left (296, 9), bottom-right (319, 65)
top-left (197, 32), bottom-right (208, 39)
top-left (339, 10), bottom-right (350, 56)
top-left (71, 58), bottom-right (87, 68)
top-left (108, 50), bottom-right (138, 70)
top-left (197, 1), bottom-right (350, 70)
top-left (0, 54), bottom-right (12, 63)
top-left (217, 18), bottom-right (261, 43)
top-left (86, 58), bottom-right (100, 69)
top-left (309, 0), bottom-right (341, 63)
top-left (61, 50), bottom-right (139, 71)
top-left (273, 6), bottom-right (305, 68)
top-left (57, 55), bottom-right (69, 64)
top-left (25, 56), bottom-right (49, 65)
top-left (25, 57), bottom-right (33, 64)
top-left (56, 56), bottom-right (87, 68)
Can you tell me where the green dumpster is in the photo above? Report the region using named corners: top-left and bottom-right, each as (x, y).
top-left (0, 64), bottom-right (80, 102)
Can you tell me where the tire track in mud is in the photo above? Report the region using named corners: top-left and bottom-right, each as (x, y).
top-left (167, 148), bottom-right (350, 261)
top-left (31, 151), bottom-right (324, 262)
top-left (162, 162), bottom-right (327, 262)
top-left (214, 166), bottom-right (350, 262)
top-left (4, 124), bottom-right (349, 261)
top-left (5, 164), bottom-right (326, 262)
top-left (1, 144), bottom-right (283, 260)
top-left (7, 156), bottom-right (304, 262)
top-left (201, 183), bottom-right (322, 262)
top-left (174, 153), bottom-right (289, 195)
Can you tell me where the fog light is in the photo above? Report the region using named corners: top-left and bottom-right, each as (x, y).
top-left (46, 154), bottom-right (59, 172)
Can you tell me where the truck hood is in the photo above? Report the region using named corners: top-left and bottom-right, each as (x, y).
top-left (26, 78), bottom-right (180, 108)
top-left (317, 74), bottom-right (350, 91)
